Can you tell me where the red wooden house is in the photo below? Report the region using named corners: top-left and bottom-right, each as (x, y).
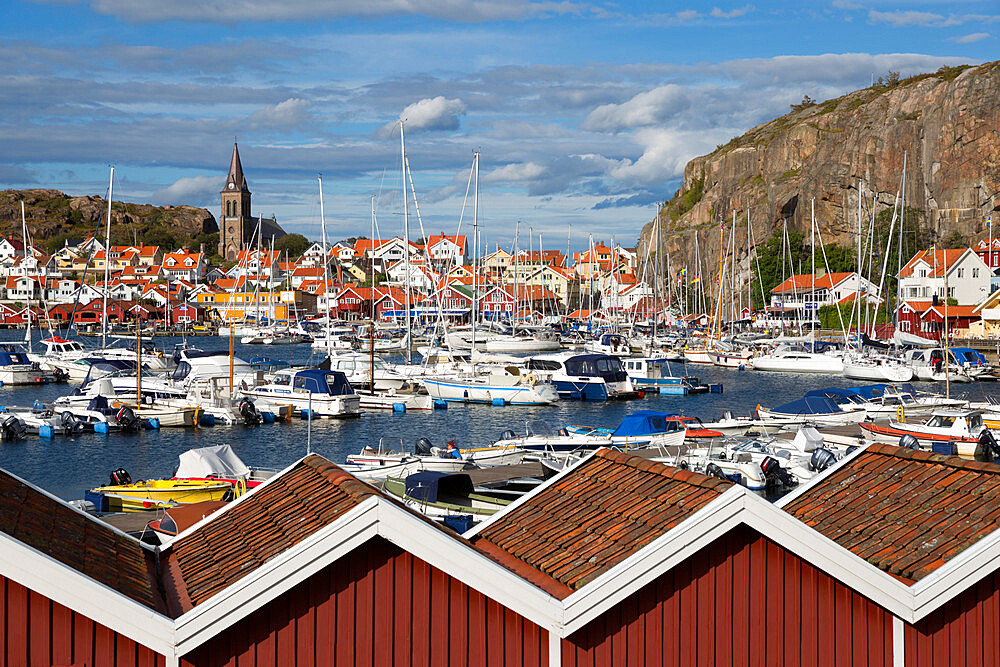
top-left (3, 446), bottom-right (1000, 665)
top-left (897, 300), bottom-right (980, 340)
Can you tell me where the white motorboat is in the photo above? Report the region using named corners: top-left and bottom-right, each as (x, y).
top-left (583, 333), bottom-right (632, 356)
top-left (842, 353), bottom-right (914, 382)
top-left (421, 369), bottom-right (559, 405)
top-left (860, 409), bottom-right (991, 457)
top-left (241, 368), bottom-right (361, 418)
top-left (523, 352), bottom-right (637, 400)
top-left (170, 349), bottom-right (261, 389)
top-left (327, 352), bottom-right (408, 391)
top-left (757, 395), bottom-right (869, 426)
top-left (0, 344), bottom-right (54, 385)
top-left (750, 347), bottom-right (844, 374)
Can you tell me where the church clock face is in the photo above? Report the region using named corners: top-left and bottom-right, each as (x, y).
top-left (228, 226), bottom-right (234, 233)
top-left (228, 183), bottom-right (234, 190)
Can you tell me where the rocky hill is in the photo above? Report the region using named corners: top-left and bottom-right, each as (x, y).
top-left (0, 189), bottom-right (219, 254)
top-left (640, 61), bottom-right (1000, 285)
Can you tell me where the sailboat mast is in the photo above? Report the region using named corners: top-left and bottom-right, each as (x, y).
top-left (897, 152), bottom-right (907, 331)
top-left (471, 152), bottom-right (480, 352)
top-left (400, 120), bottom-right (412, 364)
top-left (318, 175), bottom-right (331, 349)
top-left (21, 202), bottom-right (32, 352)
top-left (102, 166), bottom-right (114, 349)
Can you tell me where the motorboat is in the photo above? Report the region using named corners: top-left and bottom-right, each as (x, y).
top-left (382, 471), bottom-right (514, 519)
top-left (561, 410), bottom-right (688, 448)
top-left (683, 345), bottom-right (714, 364)
top-left (171, 444), bottom-right (277, 490)
top-left (421, 368), bottom-right (559, 406)
top-left (0, 344), bottom-right (60, 385)
top-left (86, 468), bottom-right (232, 513)
top-left (170, 349), bottom-right (261, 389)
top-left (523, 352), bottom-right (637, 400)
top-left (708, 347), bottom-right (754, 369)
top-left (492, 421), bottom-right (614, 452)
top-left (311, 326), bottom-right (360, 352)
top-left (806, 384), bottom-right (966, 418)
top-left (860, 409), bottom-right (992, 457)
top-left (750, 346), bottom-right (844, 374)
top-left (0, 403), bottom-right (86, 436)
top-left (241, 368), bottom-right (361, 418)
top-left (757, 395), bottom-right (869, 426)
top-left (842, 353), bottom-right (914, 382)
top-left (326, 352), bottom-right (408, 391)
top-left (355, 389), bottom-right (437, 411)
top-left (584, 332), bottom-right (632, 356)
top-left (622, 357), bottom-right (688, 394)
top-left (901, 348), bottom-right (973, 382)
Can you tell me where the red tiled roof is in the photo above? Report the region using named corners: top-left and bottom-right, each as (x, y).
top-left (783, 444), bottom-right (1000, 583)
top-left (899, 300), bottom-right (934, 313)
top-left (922, 304), bottom-right (979, 319)
top-left (0, 469), bottom-right (162, 611)
top-left (162, 455), bottom-right (382, 612)
top-left (472, 449), bottom-right (730, 597)
top-left (771, 272), bottom-right (853, 293)
top-left (899, 249), bottom-right (968, 278)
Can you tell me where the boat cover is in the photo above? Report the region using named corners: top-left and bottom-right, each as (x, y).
top-left (611, 410), bottom-right (681, 437)
top-left (404, 471), bottom-right (474, 503)
top-left (175, 444), bottom-right (251, 479)
top-left (790, 427), bottom-right (823, 453)
top-left (806, 383), bottom-right (914, 400)
top-left (771, 395), bottom-right (843, 415)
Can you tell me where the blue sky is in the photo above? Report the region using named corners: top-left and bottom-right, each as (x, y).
top-left (0, 1), bottom-right (995, 252)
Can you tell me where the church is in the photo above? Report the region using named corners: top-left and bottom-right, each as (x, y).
top-left (218, 141), bottom-right (285, 260)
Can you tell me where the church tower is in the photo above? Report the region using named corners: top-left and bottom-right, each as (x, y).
top-left (219, 141), bottom-right (252, 260)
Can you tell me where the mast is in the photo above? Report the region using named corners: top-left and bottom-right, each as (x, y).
top-left (102, 166), bottom-right (114, 350)
top-left (471, 151), bottom-right (480, 353)
top-left (747, 208), bottom-right (752, 324)
top-left (400, 120), bottom-right (413, 363)
top-left (20, 202), bottom-right (32, 352)
top-left (943, 246), bottom-right (951, 398)
top-left (811, 198), bottom-right (816, 337)
top-left (565, 224), bottom-right (571, 319)
top-left (897, 152), bottom-right (907, 331)
top-left (318, 175), bottom-right (331, 350)
top-left (513, 221), bottom-right (519, 326)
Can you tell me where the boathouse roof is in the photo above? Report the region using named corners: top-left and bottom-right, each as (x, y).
top-left (468, 449), bottom-right (731, 597)
top-left (0, 467), bottom-right (163, 611)
top-left (159, 454), bottom-right (381, 612)
top-left (781, 443), bottom-right (1000, 583)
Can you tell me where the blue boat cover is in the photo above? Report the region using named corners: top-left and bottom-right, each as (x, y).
top-left (291, 369), bottom-right (354, 395)
top-left (611, 410), bottom-right (683, 437)
top-left (805, 383), bottom-right (914, 400)
top-left (404, 471), bottom-right (475, 503)
top-left (771, 395), bottom-right (843, 415)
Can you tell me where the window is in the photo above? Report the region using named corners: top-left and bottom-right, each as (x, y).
top-left (973, 268), bottom-right (980, 278)
top-left (948, 287), bottom-right (955, 297)
top-left (957, 268), bottom-right (964, 278)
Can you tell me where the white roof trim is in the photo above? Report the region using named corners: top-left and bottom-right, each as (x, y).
top-left (0, 531), bottom-right (174, 655)
top-left (774, 441), bottom-right (872, 509)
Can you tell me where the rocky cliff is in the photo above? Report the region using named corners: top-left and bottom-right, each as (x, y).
top-left (0, 189), bottom-right (218, 252)
top-left (640, 61), bottom-right (1000, 280)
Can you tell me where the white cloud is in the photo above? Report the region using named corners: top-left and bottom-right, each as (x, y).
top-left (485, 161), bottom-right (547, 183)
top-left (608, 128), bottom-right (728, 185)
top-left (710, 4), bottom-right (754, 19)
top-left (150, 175), bottom-right (221, 207)
top-left (868, 10), bottom-right (944, 27)
top-left (386, 96), bottom-right (467, 135)
top-left (73, 0), bottom-right (582, 23)
top-left (951, 32), bottom-right (990, 43)
top-left (248, 98), bottom-right (312, 129)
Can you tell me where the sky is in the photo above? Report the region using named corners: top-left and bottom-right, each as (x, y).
top-left (0, 1), bottom-right (995, 253)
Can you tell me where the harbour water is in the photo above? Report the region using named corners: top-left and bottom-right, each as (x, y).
top-left (1, 331), bottom-right (989, 500)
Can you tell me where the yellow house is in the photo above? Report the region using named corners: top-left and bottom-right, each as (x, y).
top-left (195, 290), bottom-right (300, 321)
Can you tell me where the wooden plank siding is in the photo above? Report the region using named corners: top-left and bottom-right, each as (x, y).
top-left (904, 569), bottom-right (1000, 666)
top-left (561, 525), bottom-right (895, 667)
top-left (0, 574), bottom-right (165, 667)
top-left (179, 536), bottom-right (548, 667)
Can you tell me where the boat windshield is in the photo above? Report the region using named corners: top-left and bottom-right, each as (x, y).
top-left (968, 414), bottom-right (983, 430)
top-left (526, 421), bottom-right (557, 437)
top-left (925, 415), bottom-right (956, 428)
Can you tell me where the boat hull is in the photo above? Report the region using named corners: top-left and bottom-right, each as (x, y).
top-left (421, 378), bottom-right (559, 405)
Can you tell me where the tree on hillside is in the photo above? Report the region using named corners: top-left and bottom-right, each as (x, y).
top-left (274, 233), bottom-right (310, 257)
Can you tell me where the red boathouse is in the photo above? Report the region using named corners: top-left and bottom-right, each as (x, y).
top-left (1, 446), bottom-right (1000, 664)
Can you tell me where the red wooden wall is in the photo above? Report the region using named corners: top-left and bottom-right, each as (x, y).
top-left (561, 524), bottom-right (895, 667)
top-left (904, 569), bottom-right (1000, 667)
top-left (0, 573), bottom-right (165, 667)
top-left (180, 536), bottom-right (548, 667)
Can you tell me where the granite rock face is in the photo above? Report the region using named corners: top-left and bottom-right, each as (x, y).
top-left (639, 62), bottom-right (1000, 278)
top-left (0, 189), bottom-right (218, 248)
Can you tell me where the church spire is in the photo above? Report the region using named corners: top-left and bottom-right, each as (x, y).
top-left (222, 140), bottom-right (250, 194)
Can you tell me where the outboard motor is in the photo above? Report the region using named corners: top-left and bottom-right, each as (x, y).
top-left (500, 429), bottom-right (517, 441)
top-left (704, 462), bottom-right (728, 480)
top-left (809, 447), bottom-right (838, 473)
top-left (898, 434), bottom-right (920, 450)
top-left (239, 398), bottom-right (263, 426)
top-left (115, 406), bottom-right (141, 432)
top-left (761, 456), bottom-right (797, 488)
top-left (414, 437), bottom-right (433, 456)
top-left (978, 430), bottom-right (1000, 460)
top-left (109, 468), bottom-right (132, 486)
top-left (60, 411), bottom-right (84, 434)
top-left (0, 416), bottom-right (26, 442)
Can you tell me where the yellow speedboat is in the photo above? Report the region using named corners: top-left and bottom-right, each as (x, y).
top-left (88, 478), bottom-right (232, 513)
